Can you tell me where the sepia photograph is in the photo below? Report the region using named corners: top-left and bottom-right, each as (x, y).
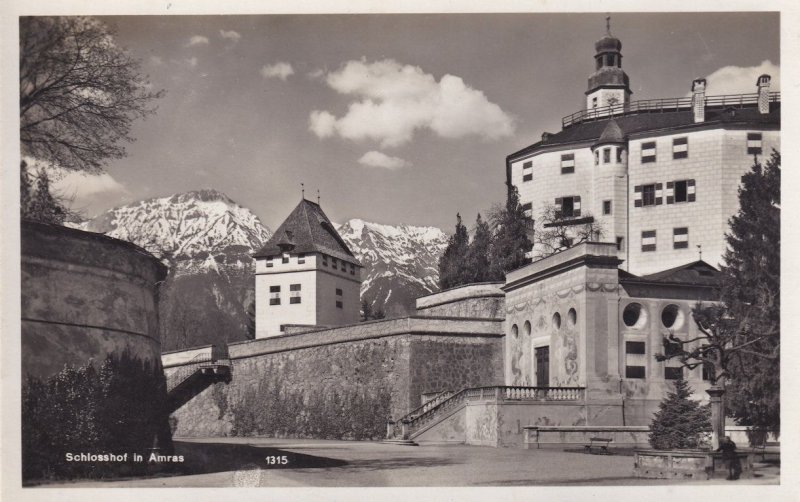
top-left (2, 1), bottom-right (797, 499)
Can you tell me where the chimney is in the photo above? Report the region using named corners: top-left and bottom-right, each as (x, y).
top-left (757, 74), bottom-right (772, 114)
top-left (691, 78), bottom-right (706, 123)
top-left (541, 132), bottom-right (552, 142)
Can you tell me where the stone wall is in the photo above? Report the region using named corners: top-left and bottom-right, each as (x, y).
top-left (21, 221), bottom-right (167, 379)
top-left (167, 316), bottom-right (503, 438)
top-left (415, 282), bottom-right (505, 319)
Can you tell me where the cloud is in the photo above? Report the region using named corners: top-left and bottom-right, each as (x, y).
top-left (309, 59), bottom-right (515, 147)
top-left (23, 157), bottom-right (128, 209)
top-left (260, 62), bottom-right (295, 81)
top-left (307, 68), bottom-right (325, 80)
top-left (219, 30), bottom-right (241, 42)
top-left (358, 151), bottom-right (411, 170)
top-left (694, 60), bottom-right (780, 95)
top-left (186, 35), bottom-right (209, 47)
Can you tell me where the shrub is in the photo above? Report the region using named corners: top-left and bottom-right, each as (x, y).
top-left (649, 378), bottom-right (712, 450)
top-left (21, 349), bottom-right (172, 482)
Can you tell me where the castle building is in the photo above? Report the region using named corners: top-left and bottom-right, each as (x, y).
top-left (507, 27), bottom-right (780, 274)
top-left (166, 25), bottom-right (778, 448)
top-left (252, 198), bottom-right (363, 338)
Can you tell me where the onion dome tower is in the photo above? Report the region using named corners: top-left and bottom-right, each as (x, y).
top-left (586, 16), bottom-right (632, 112)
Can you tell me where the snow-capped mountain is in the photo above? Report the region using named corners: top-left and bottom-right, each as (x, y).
top-left (77, 189), bottom-right (272, 351)
top-left (78, 190), bottom-right (448, 348)
top-left (79, 189), bottom-right (272, 275)
top-left (337, 219), bottom-right (448, 316)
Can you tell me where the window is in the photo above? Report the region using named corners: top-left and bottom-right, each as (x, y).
top-left (616, 236), bottom-right (624, 251)
top-left (336, 300), bottom-right (343, 309)
top-left (616, 147), bottom-right (623, 163)
top-left (635, 183), bottom-right (663, 207)
top-left (280, 324), bottom-right (286, 332)
top-left (555, 196), bottom-right (581, 218)
top-left (266, 257), bottom-right (273, 268)
top-left (672, 137), bottom-right (688, 159)
top-left (603, 148), bottom-right (611, 164)
top-left (667, 179), bottom-right (695, 204)
top-left (673, 227), bottom-right (689, 249)
top-left (625, 341), bottom-right (646, 379)
top-left (350, 264), bottom-right (355, 276)
top-left (642, 230), bottom-right (656, 252)
top-left (560, 154), bottom-right (575, 174)
top-left (322, 255), bottom-right (328, 267)
top-left (747, 133), bottom-right (762, 155)
top-left (702, 359), bottom-right (714, 381)
top-left (336, 288), bottom-right (343, 296)
top-left (522, 161), bottom-right (533, 182)
top-left (332, 258), bottom-right (338, 270)
top-left (641, 141), bottom-right (656, 163)
top-left (290, 283), bottom-right (301, 304)
top-left (269, 285), bottom-right (281, 305)
top-left (665, 367), bottom-right (683, 380)
top-left (592, 96), bottom-right (598, 108)
top-left (603, 200), bottom-right (612, 215)
top-left (522, 202), bottom-right (533, 218)
top-left (594, 150), bottom-right (599, 166)
top-left (642, 184), bottom-right (655, 206)
top-left (298, 253), bottom-right (306, 264)
top-left (282, 253), bottom-right (289, 264)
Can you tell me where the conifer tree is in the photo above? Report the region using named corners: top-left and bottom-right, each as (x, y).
top-left (26, 168), bottom-right (66, 225)
top-left (488, 185), bottom-right (532, 279)
top-left (438, 213), bottom-right (470, 289)
top-left (720, 150), bottom-right (780, 432)
top-left (649, 378), bottom-right (712, 450)
top-left (463, 213), bottom-right (493, 283)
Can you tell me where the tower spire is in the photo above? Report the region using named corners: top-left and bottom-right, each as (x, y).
top-left (606, 14), bottom-right (611, 35)
top-left (301, 183), bottom-right (305, 200)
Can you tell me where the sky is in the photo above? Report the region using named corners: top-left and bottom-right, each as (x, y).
top-left (50, 12), bottom-right (780, 232)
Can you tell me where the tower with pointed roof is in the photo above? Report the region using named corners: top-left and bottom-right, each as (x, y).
top-left (586, 17), bottom-right (631, 113)
top-left (253, 198), bottom-right (363, 338)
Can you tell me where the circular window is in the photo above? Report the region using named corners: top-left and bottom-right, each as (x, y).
top-left (567, 308), bottom-right (577, 327)
top-left (661, 304), bottom-right (685, 330)
top-left (523, 320), bottom-right (532, 336)
top-left (511, 324), bottom-right (519, 338)
top-left (622, 302), bottom-right (648, 329)
top-left (552, 312), bottom-right (562, 330)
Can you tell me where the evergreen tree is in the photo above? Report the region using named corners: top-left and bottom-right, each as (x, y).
top-left (488, 185), bottom-right (532, 279)
top-left (649, 378), bottom-right (712, 450)
top-left (438, 213), bottom-right (470, 289)
top-left (463, 213), bottom-right (493, 283)
top-left (26, 168), bottom-right (67, 225)
top-left (721, 150), bottom-right (780, 433)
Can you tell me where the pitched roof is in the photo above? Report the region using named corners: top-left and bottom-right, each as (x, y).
top-left (620, 260), bottom-right (721, 288)
top-left (253, 199), bottom-right (361, 266)
top-left (508, 101), bottom-right (780, 162)
top-left (594, 119), bottom-right (626, 146)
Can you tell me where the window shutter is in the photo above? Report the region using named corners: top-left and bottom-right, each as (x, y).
top-left (687, 179), bottom-right (696, 202)
top-left (573, 196), bottom-right (581, 217)
top-left (655, 183), bottom-right (663, 205)
top-left (634, 186), bottom-right (642, 208)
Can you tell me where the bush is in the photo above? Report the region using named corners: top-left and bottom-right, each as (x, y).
top-left (21, 349), bottom-right (173, 482)
top-left (649, 378), bottom-right (712, 450)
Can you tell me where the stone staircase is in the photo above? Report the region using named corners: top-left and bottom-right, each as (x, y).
top-left (386, 386), bottom-right (585, 441)
top-left (166, 348), bottom-right (231, 413)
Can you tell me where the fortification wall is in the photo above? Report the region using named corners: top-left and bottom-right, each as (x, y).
top-left (415, 283), bottom-right (505, 319)
top-left (21, 221), bottom-right (167, 379)
top-left (166, 316), bottom-right (504, 438)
